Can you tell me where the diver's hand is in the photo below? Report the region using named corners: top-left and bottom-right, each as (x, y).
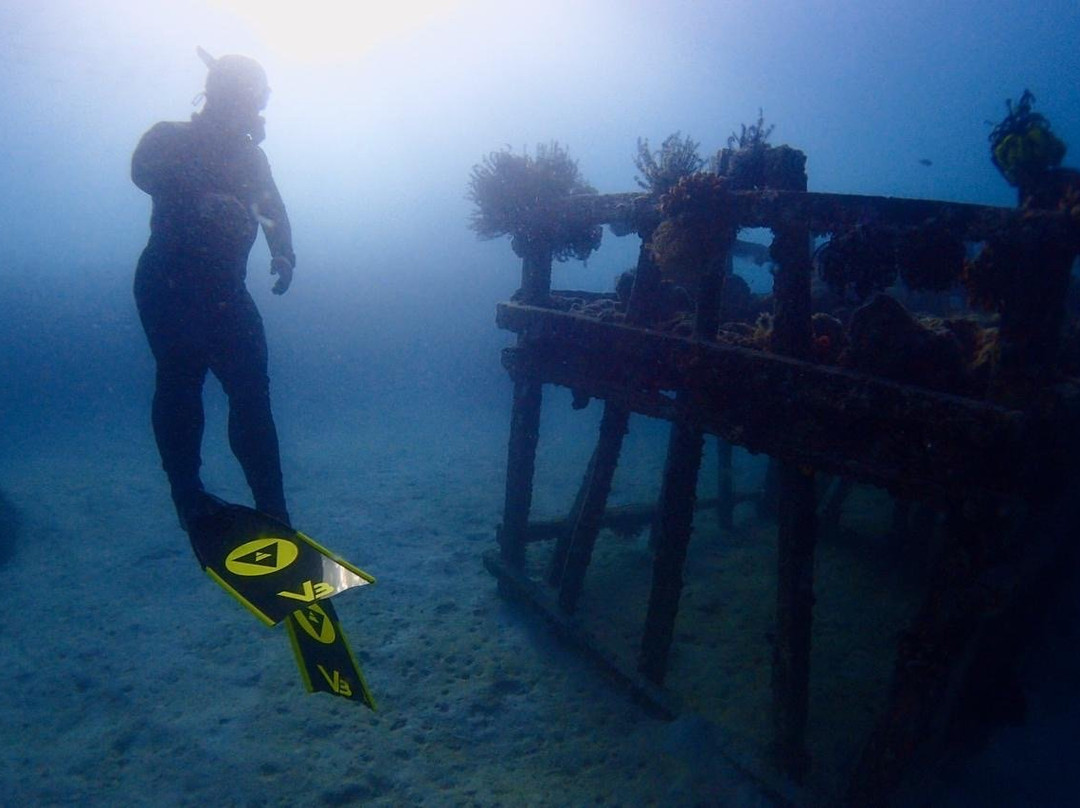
top-left (270, 255), bottom-right (293, 295)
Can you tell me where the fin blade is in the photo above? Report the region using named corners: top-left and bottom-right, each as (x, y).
top-left (189, 502), bottom-right (373, 626)
top-left (285, 600), bottom-right (376, 709)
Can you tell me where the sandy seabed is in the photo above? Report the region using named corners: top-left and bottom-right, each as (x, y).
top-left (0, 390), bottom-right (778, 808)
top-left (2, 388), bottom-right (1077, 807)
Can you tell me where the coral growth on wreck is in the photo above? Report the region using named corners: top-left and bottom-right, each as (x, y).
top-left (726, 108), bottom-right (775, 152)
top-left (962, 241), bottom-right (1014, 312)
top-left (633, 132), bottom-right (704, 196)
top-left (895, 223), bottom-right (966, 292)
top-left (843, 293), bottom-right (995, 395)
top-left (467, 142), bottom-right (602, 261)
top-left (811, 312), bottom-right (848, 364)
top-left (989, 90), bottom-right (1066, 190)
top-left (814, 226), bottom-right (898, 301)
top-left (650, 172), bottom-right (733, 285)
top-left (711, 111), bottom-right (806, 191)
top-left (816, 223), bottom-right (965, 301)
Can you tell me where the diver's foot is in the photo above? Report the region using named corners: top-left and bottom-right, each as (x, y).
top-left (175, 489), bottom-right (225, 533)
top-left (253, 493), bottom-right (290, 528)
top-left (258, 504), bottom-right (291, 528)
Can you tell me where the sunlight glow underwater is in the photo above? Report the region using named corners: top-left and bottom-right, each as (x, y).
top-left (208, 0), bottom-right (471, 63)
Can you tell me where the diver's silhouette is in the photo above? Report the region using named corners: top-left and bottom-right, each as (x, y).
top-left (133, 49), bottom-right (294, 529)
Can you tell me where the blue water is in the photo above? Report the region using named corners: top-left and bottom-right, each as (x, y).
top-left (2, 1), bottom-right (1079, 805)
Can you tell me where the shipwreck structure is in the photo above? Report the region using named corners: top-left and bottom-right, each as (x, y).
top-left (478, 135), bottom-right (1080, 805)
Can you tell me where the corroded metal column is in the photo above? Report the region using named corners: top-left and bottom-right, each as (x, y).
top-left (552, 231), bottom-right (659, 611)
top-left (638, 410), bottom-right (706, 684)
top-left (716, 439), bottom-right (735, 530)
top-left (769, 209), bottom-right (817, 783)
top-left (639, 219), bottom-right (734, 685)
top-left (498, 247), bottom-right (552, 569)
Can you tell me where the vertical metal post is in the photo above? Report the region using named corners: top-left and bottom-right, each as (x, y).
top-left (550, 230), bottom-right (661, 608)
top-left (771, 462), bottom-right (817, 782)
top-left (625, 229), bottom-right (663, 327)
top-left (713, 250), bottom-right (736, 531)
top-left (498, 246), bottom-right (553, 570)
top-left (992, 241), bottom-right (1073, 404)
top-left (499, 377), bottom-right (543, 570)
top-left (639, 415), bottom-right (705, 684)
top-left (716, 439), bottom-right (735, 530)
top-left (639, 234), bottom-right (733, 685)
top-left (554, 403), bottom-right (631, 612)
top-left (518, 246), bottom-right (554, 306)
top-left (769, 217), bottom-right (817, 783)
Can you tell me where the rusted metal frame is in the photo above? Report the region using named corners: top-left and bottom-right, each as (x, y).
top-left (484, 543), bottom-right (806, 806)
top-left (767, 214), bottom-right (819, 783)
top-left (625, 225), bottom-right (664, 328)
top-left (846, 502), bottom-right (1013, 805)
top-left (713, 244), bottom-right (737, 531)
top-left (818, 477), bottom-right (855, 532)
top-left (693, 245), bottom-right (730, 340)
top-left (498, 247), bottom-right (554, 570)
top-left (525, 495), bottom-right (755, 543)
top-left (638, 412), bottom-right (707, 685)
top-left (483, 548), bottom-right (681, 720)
top-left (731, 190), bottom-right (1009, 236)
top-left (499, 375), bottom-right (543, 570)
top-left (518, 245), bottom-right (555, 305)
top-left (497, 304), bottom-right (1028, 504)
top-left (993, 240), bottom-right (1076, 401)
top-left (550, 403), bottom-right (631, 613)
top-left (546, 453), bottom-right (591, 586)
top-left (847, 392), bottom-right (1080, 804)
top-left (495, 185), bottom-right (1078, 803)
top-left (716, 439), bottom-right (736, 530)
top-left (548, 233), bottom-right (661, 609)
top-left (757, 457), bottom-right (781, 520)
top-left (638, 231), bottom-right (736, 685)
top-left (771, 463), bottom-right (817, 783)
top-left (556, 192), bottom-right (1079, 354)
top-left (558, 188), bottom-right (1076, 245)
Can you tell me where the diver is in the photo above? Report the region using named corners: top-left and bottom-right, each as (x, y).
top-left (132, 48), bottom-right (294, 530)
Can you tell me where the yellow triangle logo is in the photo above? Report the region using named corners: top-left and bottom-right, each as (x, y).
top-left (225, 537), bottom-right (299, 577)
top-left (294, 603), bottom-right (336, 644)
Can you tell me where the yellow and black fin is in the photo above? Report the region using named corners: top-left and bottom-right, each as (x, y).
top-left (285, 599), bottom-right (376, 709)
top-left (187, 501), bottom-right (374, 626)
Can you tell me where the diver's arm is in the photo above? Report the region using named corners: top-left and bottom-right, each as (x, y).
top-left (260, 179), bottom-right (294, 267)
top-left (254, 150), bottom-right (296, 293)
top-left (262, 181), bottom-right (295, 294)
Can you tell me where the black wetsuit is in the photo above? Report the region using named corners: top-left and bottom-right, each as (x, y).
top-left (132, 113), bottom-right (294, 526)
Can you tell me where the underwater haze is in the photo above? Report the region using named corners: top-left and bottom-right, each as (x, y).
top-left (2, 1), bottom-right (1080, 806)
top-left (2, 0), bottom-right (1079, 434)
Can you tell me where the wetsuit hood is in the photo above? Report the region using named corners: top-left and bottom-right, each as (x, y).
top-left (197, 47), bottom-right (270, 114)
top-left (196, 47), bottom-right (269, 143)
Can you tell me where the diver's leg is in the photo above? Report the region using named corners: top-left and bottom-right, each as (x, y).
top-left (153, 360), bottom-right (212, 528)
top-left (211, 293), bottom-right (290, 525)
top-left (135, 259), bottom-right (213, 530)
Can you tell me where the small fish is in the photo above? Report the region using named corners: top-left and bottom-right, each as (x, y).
top-left (918, 158), bottom-right (933, 167)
